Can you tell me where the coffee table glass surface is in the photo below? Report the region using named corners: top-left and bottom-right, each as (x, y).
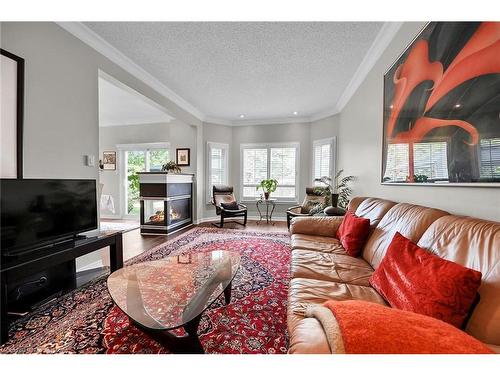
top-left (107, 250), bottom-right (240, 331)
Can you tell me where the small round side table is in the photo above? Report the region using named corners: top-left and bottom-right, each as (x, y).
top-left (256, 198), bottom-right (277, 225)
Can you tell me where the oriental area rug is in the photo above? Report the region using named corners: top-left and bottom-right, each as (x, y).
top-left (0, 227), bottom-right (291, 354)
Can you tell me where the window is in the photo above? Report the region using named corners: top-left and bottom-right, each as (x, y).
top-left (312, 137), bottom-right (335, 185)
top-left (480, 138), bottom-right (500, 179)
top-left (117, 143), bottom-right (170, 216)
top-left (207, 142), bottom-right (229, 202)
top-left (241, 143), bottom-right (299, 201)
top-left (383, 143), bottom-right (409, 182)
top-left (413, 142), bottom-right (448, 180)
top-left (383, 141), bottom-right (448, 182)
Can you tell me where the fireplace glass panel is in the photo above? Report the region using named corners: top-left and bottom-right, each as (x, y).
top-left (143, 200), bottom-right (166, 226)
top-left (167, 198), bottom-right (191, 228)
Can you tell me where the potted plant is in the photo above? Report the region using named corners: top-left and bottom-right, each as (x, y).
top-left (161, 161), bottom-right (181, 173)
top-left (314, 169), bottom-right (355, 209)
top-left (256, 179), bottom-right (278, 200)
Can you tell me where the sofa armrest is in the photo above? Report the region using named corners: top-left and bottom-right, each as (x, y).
top-left (289, 216), bottom-right (343, 237)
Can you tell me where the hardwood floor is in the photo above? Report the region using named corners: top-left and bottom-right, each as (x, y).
top-left (102, 219), bottom-right (288, 262)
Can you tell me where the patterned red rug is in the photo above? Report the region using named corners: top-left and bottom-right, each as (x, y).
top-left (0, 227), bottom-right (291, 354)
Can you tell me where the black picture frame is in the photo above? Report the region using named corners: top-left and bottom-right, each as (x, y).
top-left (102, 151), bottom-right (117, 170)
top-left (381, 22), bottom-right (500, 187)
top-left (0, 48), bottom-right (24, 179)
top-left (176, 148), bottom-right (190, 166)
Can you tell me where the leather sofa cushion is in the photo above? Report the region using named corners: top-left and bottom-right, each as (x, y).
top-left (291, 234), bottom-right (346, 254)
top-left (288, 317), bottom-right (331, 354)
top-left (418, 215), bottom-right (500, 346)
top-left (362, 203), bottom-right (449, 269)
top-left (353, 197), bottom-right (397, 229)
top-left (291, 250), bottom-right (374, 286)
top-left (287, 278), bottom-right (387, 335)
top-left (289, 216), bottom-right (343, 237)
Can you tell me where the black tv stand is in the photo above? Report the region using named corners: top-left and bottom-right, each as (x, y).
top-left (0, 230), bottom-right (123, 345)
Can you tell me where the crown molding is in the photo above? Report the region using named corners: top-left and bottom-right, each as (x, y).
top-left (204, 115), bottom-right (314, 127)
top-left (335, 21), bottom-right (403, 113)
top-left (56, 22), bottom-right (205, 122)
top-left (309, 106), bottom-right (340, 123)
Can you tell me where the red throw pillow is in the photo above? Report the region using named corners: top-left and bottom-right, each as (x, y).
top-left (369, 232), bottom-right (482, 328)
top-left (336, 211), bottom-right (371, 257)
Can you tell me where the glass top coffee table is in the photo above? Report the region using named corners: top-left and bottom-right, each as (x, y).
top-left (107, 250), bottom-right (241, 353)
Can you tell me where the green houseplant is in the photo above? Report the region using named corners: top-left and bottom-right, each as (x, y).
top-left (314, 169), bottom-right (355, 209)
top-left (161, 160), bottom-right (181, 173)
top-left (256, 179), bottom-right (278, 200)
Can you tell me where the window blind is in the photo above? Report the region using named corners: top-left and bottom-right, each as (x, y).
top-left (384, 141), bottom-right (449, 182)
top-left (242, 144), bottom-right (298, 200)
top-left (313, 143), bottom-right (331, 182)
top-left (207, 142), bottom-right (228, 202)
top-left (384, 143), bottom-right (409, 182)
top-left (414, 142), bottom-right (448, 180)
top-left (480, 138), bottom-right (500, 179)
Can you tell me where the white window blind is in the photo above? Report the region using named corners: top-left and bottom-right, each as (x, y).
top-left (414, 142), bottom-right (448, 180)
top-left (480, 138), bottom-right (500, 179)
top-left (241, 143), bottom-right (299, 201)
top-left (384, 143), bottom-right (409, 182)
top-left (384, 141), bottom-right (449, 182)
top-left (312, 138), bottom-right (335, 185)
top-left (207, 142), bottom-right (229, 202)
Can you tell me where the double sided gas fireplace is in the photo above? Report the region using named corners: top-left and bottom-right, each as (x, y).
top-left (138, 172), bottom-right (194, 235)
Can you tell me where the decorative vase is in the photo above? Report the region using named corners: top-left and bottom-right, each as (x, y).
top-left (331, 193), bottom-right (339, 207)
top-left (264, 192), bottom-right (270, 200)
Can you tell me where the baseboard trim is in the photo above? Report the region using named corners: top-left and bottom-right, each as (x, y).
top-left (195, 215), bottom-right (286, 224)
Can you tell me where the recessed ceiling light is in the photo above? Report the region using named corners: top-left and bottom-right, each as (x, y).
top-left (293, 111), bottom-right (298, 116)
top-left (455, 104), bottom-right (461, 108)
top-left (239, 114), bottom-right (245, 119)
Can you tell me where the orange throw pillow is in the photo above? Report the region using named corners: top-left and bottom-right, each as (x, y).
top-left (369, 232), bottom-right (482, 328)
top-left (336, 211), bottom-right (370, 257)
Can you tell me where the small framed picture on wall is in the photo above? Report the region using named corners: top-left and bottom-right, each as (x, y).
top-left (176, 148), bottom-right (190, 166)
top-left (102, 151), bottom-right (116, 170)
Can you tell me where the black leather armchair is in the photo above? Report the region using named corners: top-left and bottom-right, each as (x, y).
top-left (212, 185), bottom-right (247, 228)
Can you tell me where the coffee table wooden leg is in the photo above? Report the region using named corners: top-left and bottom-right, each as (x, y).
top-left (223, 281), bottom-right (232, 305)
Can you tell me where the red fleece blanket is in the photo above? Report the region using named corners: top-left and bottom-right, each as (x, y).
top-left (323, 300), bottom-right (494, 354)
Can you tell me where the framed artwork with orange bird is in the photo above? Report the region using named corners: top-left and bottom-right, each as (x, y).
top-left (382, 22), bottom-right (500, 186)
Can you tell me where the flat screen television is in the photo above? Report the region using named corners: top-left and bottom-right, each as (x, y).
top-left (1, 179), bottom-right (98, 256)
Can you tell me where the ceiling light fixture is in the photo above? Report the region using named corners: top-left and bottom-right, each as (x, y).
top-left (455, 104), bottom-right (461, 108)
top-left (239, 114), bottom-right (245, 119)
top-left (293, 111), bottom-right (298, 116)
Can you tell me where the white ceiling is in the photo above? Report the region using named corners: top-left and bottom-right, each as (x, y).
top-left (85, 22), bottom-right (385, 124)
top-left (98, 73), bottom-right (173, 127)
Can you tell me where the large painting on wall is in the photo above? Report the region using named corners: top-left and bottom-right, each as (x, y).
top-left (382, 22), bottom-right (500, 186)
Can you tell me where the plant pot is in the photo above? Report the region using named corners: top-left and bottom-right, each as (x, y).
top-left (264, 192), bottom-right (270, 200)
top-left (331, 193), bottom-right (339, 207)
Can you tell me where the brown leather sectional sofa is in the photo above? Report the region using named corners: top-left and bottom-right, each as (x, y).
top-left (287, 197), bottom-right (500, 354)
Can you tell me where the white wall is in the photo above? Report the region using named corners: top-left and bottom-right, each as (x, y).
top-left (99, 120), bottom-right (197, 218)
top-left (0, 22), bottom-right (201, 269)
top-left (201, 117), bottom-right (341, 220)
top-left (337, 22), bottom-right (500, 221)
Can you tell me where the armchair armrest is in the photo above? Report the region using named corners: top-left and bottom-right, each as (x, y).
top-left (289, 216), bottom-right (344, 237)
top-left (287, 205), bottom-right (302, 214)
top-left (238, 203), bottom-right (247, 210)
